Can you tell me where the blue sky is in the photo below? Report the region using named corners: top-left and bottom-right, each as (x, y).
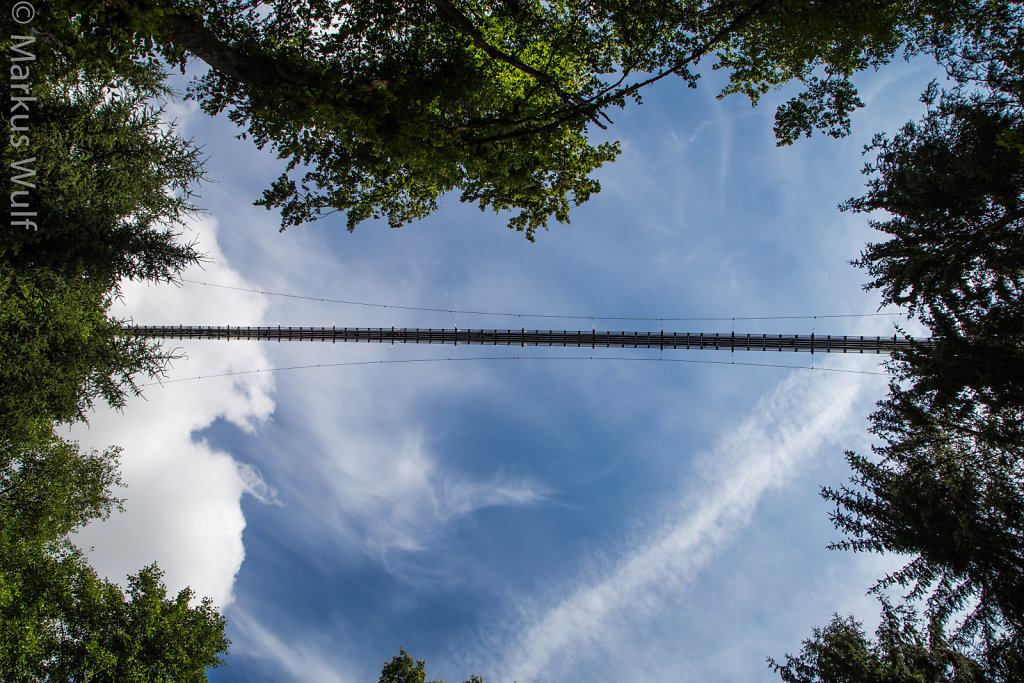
top-left (69, 54), bottom-right (941, 682)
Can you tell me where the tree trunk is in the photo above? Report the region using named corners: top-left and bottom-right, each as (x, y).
top-left (109, 1), bottom-right (386, 101)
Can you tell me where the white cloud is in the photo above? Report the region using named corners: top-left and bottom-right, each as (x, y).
top-left (486, 370), bottom-right (867, 682)
top-left (70, 215), bottom-right (276, 607)
top-left (237, 461), bottom-right (282, 506)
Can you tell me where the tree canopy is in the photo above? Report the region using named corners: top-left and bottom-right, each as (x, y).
top-left (846, 83), bottom-right (1024, 445)
top-left (784, 10), bottom-right (1024, 680)
top-left (823, 412), bottom-right (1024, 676)
top-left (378, 650), bottom-right (485, 683)
top-left (1, 54), bottom-right (205, 292)
top-left (0, 264), bottom-right (173, 442)
top-left (769, 601), bottom-right (987, 683)
top-left (1, 32), bottom-right (228, 682)
top-left (0, 430), bottom-right (230, 682)
top-left (0, 48), bottom-right (201, 440)
top-left (830, 36), bottom-right (1023, 650)
top-left (41, 0), bottom-right (1000, 238)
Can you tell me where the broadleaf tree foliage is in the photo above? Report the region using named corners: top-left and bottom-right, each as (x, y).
top-left (0, 431), bottom-right (230, 682)
top-left (378, 649), bottom-right (485, 683)
top-left (1, 31), bottom-right (229, 681)
top-left (42, 0), bottom-right (1000, 238)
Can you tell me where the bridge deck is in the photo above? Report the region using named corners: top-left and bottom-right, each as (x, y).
top-left (123, 326), bottom-right (931, 354)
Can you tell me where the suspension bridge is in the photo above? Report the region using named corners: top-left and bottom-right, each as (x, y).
top-left (122, 325), bottom-right (931, 354)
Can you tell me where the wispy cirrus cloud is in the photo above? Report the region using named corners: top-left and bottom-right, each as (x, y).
top-left (266, 384), bottom-right (551, 563)
top-left (226, 607), bottom-right (356, 683)
top-left (484, 370), bottom-right (867, 683)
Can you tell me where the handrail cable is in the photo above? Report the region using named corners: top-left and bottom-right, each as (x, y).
top-left (135, 354), bottom-right (888, 388)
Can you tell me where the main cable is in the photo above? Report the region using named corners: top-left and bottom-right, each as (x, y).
top-left (181, 279), bottom-right (903, 323)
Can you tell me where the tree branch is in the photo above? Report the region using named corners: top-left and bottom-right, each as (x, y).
top-left (110, 1), bottom-right (388, 101)
top-left (464, 0), bottom-right (772, 145)
top-left (431, 0), bottom-right (607, 128)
